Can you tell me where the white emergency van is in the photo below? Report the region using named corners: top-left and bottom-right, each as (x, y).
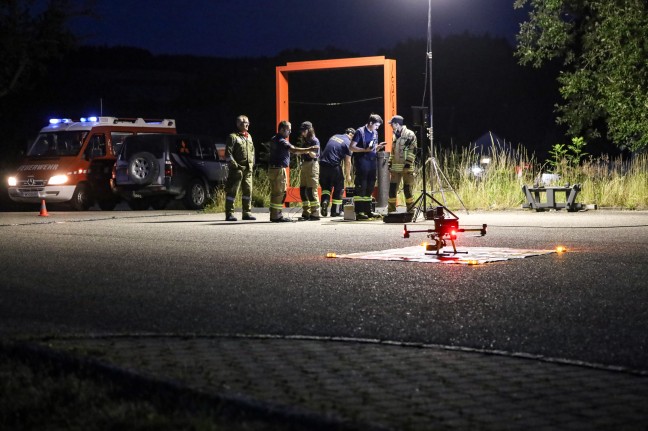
top-left (7, 116), bottom-right (176, 210)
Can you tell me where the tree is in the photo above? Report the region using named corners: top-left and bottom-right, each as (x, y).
top-left (0, 0), bottom-right (92, 99)
top-left (514, 0), bottom-right (648, 152)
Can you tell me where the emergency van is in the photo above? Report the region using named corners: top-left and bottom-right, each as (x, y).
top-left (7, 116), bottom-right (176, 210)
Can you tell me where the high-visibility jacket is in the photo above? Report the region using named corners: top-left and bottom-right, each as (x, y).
top-left (389, 126), bottom-right (417, 172)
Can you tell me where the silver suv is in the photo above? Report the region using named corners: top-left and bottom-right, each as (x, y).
top-left (113, 134), bottom-right (228, 210)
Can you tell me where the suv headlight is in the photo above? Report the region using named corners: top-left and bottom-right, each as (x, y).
top-left (8, 176), bottom-right (17, 186)
top-left (48, 174), bottom-right (68, 185)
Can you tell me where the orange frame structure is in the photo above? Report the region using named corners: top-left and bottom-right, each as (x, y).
top-left (276, 56), bottom-right (397, 203)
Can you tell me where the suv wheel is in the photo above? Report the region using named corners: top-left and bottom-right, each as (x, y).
top-left (98, 198), bottom-right (118, 211)
top-left (128, 152), bottom-right (159, 185)
top-left (127, 199), bottom-right (150, 211)
top-left (184, 179), bottom-right (207, 210)
top-left (151, 198), bottom-right (170, 210)
top-left (71, 183), bottom-right (93, 211)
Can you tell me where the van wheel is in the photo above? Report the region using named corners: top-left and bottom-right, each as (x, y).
top-left (128, 152), bottom-right (159, 185)
top-left (127, 199), bottom-right (150, 211)
top-left (71, 183), bottom-right (93, 211)
top-left (184, 179), bottom-right (207, 210)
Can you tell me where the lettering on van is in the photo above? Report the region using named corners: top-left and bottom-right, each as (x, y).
top-left (18, 164), bottom-right (59, 171)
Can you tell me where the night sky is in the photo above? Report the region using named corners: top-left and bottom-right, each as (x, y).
top-left (71, 0), bottom-right (528, 57)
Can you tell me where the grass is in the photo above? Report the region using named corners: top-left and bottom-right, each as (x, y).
top-left (0, 348), bottom-right (302, 430)
top-left (204, 150), bottom-right (648, 213)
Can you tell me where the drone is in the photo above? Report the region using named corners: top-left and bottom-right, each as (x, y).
top-left (403, 206), bottom-right (487, 255)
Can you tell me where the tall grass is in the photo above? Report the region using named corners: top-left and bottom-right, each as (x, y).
top-left (430, 144), bottom-right (534, 210)
top-left (205, 150), bottom-right (647, 213)
top-left (577, 154), bottom-right (648, 210)
top-left (204, 169), bottom-right (272, 213)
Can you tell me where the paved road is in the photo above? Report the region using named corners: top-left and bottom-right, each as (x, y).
top-left (1, 208), bottom-right (648, 429)
top-left (1, 208), bottom-right (647, 370)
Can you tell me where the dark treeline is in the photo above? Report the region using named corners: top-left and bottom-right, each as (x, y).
top-left (2, 34), bottom-right (594, 167)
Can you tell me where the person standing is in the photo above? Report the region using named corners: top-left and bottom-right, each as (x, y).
top-left (319, 127), bottom-right (354, 217)
top-left (297, 121), bottom-right (321, 221)
top-left (387, 115), bottom-right (418, 214)
top-left (350, 113), bottom-right (386, 220)
top-left (268, 120), bottom-right (318, 222)
top-left (224, 115), bottom-right (255, 221)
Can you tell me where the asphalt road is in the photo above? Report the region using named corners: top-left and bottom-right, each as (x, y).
top-left (1, 208), bottom-right (647, 372)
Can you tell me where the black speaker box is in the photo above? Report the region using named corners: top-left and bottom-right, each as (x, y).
top-left (383, 212), bottom-right (414, 223)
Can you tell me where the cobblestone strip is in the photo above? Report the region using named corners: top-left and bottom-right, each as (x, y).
top-left (45, 336), bottom-right (648, 431)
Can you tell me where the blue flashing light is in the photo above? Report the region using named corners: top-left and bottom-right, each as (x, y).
top-left (88, 116), bottom-right (98, 122)
top-left (49, 118), bottom-right (72, 124)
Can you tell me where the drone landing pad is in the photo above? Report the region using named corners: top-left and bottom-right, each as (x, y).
top-left (335, 246), bottom-right (555, 265)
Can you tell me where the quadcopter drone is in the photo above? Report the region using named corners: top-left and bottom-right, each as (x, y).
top-left (403, 206), bottom-right (487, 255)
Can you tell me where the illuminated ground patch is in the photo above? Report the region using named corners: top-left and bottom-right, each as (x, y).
top-left (334, 246), bottom-right (555, 265)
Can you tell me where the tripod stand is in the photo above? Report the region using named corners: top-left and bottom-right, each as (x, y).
top-left (410, 124), bottom-right (468, 222)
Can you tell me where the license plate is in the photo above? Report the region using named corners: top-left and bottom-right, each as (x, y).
top-left (23, 191), bottom-right (39, 198)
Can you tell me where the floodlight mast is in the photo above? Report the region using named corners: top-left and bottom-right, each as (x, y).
top-left (427, 0), bottom-right (434, 153)
top-left (413, 0), bottom-right (435, 216)
top-left (410, 0), bottom-right (468, 218)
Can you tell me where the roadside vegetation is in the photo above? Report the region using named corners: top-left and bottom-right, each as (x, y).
top-left (0, 348), bottom-right (292, 431)
top-left (205, 142), bottom-right (647, 213)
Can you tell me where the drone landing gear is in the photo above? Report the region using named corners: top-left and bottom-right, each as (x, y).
top-left (425, 237), bottom-right (467, 256)
top-left (403, 205), bottom-right (487, 256)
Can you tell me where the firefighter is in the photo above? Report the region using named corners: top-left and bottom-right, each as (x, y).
top-left (350, 113), bottom-right (386, 220)
top-left (297, 121), bottom-right (321, 221)
top-left (268, 121), bottom-right (318, 222)
top-left (224, 115), bottom-right (255, 221)
top-left (387, 115), bottom-right (418, 214)
top-left (319, 128), bottom-right (354, 217)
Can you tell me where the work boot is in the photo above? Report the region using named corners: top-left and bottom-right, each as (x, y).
top-left (368, 211), bottom-right (382, 219)
top-left (330, 204), bottom-right (341, 217)
top-left (225, 214), bottom-right (237, 222)
top-left (309, 215), bottom-right (321, 221)
top-left (271, 216), bottom-right (291, 223)
top-left (356, 213), bottom-right (369, 220)
top-left (242, 213), bottom-right (256, 220)
top-left (321, 206), bottom-right (328, 217)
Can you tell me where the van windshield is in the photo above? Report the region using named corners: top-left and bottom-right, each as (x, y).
top-left (28, 132), bottom-right (88, 157)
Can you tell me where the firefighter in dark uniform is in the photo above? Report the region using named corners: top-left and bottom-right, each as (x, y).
top-left (297, 121), bottom-right (321, 221)
top-left (350, 113), bottom-right (386, 220)
top-left (387, 115), bottom-right (418, 213)
top-left (319, 128), bottom-right (354, 217)
top-left (268, 120), bottom-right (318, 222)
top-left (224, 115), bottom-right (255, 221)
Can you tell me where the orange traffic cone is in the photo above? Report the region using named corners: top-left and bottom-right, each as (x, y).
top-left (39, 199), bottom-right (49, 217)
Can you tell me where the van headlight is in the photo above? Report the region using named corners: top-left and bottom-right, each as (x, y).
top-left (48, 175), bottom-right (68, 185)
top-left (8, 177), bottom-right (17, 186)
